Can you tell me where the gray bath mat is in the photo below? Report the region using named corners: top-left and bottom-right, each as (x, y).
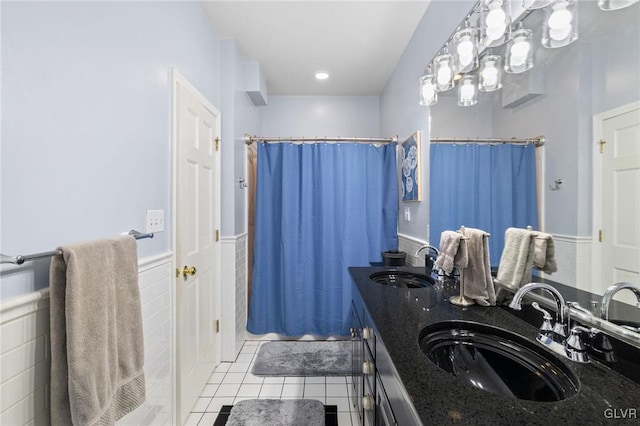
top-left (226, 399), bottom-right (324, 426)
top-left (252, 341), bottom-right (351, 376)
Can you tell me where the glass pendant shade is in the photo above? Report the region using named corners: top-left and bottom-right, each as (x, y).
top-left (522, 0), bottom-right (553, 9)
top-left (598, 0), bottom-right (638, 10)
top-left (458, 75), bottom-right (478, 106)
top-left (452, 27), bottom-right (479, 73)
top-left (481, 0), bottom-right (511, 48)
top-left (542, 0), bottom-right (578, 48)
top-left (433, 53), bottom-right (455, 92)
top-left (505, 27), bottom-right (534, 73)
top-left (419, 72), bottom-right (437, 106)
top-left (479, 55), bottom-right (503, 92)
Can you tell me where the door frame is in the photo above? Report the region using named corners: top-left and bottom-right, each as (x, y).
top-left (171, 68), bottom-right (222, 424)
top-left (591, 100), bottom-right (640, 295)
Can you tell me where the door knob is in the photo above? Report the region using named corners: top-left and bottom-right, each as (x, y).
top-left (183, 265), bottom-right (197, 277)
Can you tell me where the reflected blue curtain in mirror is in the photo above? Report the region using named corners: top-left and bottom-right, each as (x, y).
top-left (429, 143), bottom-right (538, 266)
top-left (247, 142), bottom-right (398, 336)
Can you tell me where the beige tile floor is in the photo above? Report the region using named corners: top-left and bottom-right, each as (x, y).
top-left (184, 340), bottom-right (360, 426)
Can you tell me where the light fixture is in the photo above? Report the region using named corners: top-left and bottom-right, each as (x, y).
top-left (458, 75), bottom-right (478, 106)
top-left (479, 54), bottom-right (503, 92)
top-left (419, 67), bottom-right (437, 106)
top-left (505, 25), bottom-right (534, 73)
top-left (480, 0), bottom-right (511, 48)
top-left (522, 0), bottom-right (553, 9)
top-left (314, 71), bottom-right (330, 80)
top-left (542, 0), bottom-right (578, 48)
top-left (433, 50), bottom-right (456, 92)
top-left (598, 0), bottom-right (639, 10)
top-left (452, 23), bottom-right (479, 73)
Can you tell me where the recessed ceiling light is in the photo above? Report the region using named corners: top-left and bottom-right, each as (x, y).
top-left (314, 71), bottom-right (330, 80)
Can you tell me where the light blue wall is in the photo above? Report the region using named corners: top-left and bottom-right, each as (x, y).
top-left (260, 96), bottom-right (381, 137)
top-left (220, 40), bottom-right (262, 236)
top-left (0, 1), bottom-right (258, 300)
top-left (380, 0), bottom-right (477, 244)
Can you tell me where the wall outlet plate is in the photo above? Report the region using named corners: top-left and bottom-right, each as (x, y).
top-left (146, 210), bottom-right (164, 233)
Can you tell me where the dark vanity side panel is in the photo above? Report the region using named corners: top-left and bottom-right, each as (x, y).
top-left (351, 281), bottom-right (423, 426)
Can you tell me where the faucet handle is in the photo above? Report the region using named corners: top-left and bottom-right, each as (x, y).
top-left (531, 302), bottom-right (554, 342)
top-left (565, 325), bottom-right (599, 364)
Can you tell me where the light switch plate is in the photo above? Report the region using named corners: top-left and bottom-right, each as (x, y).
top-left (146, 210), bottom-right (165, 233)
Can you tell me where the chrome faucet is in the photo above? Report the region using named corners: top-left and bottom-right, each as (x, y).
top-left (509, 282), bottom-right (568, 339)
top-left (601, 282), bottom-right (640, 321)
top-left (415, 245), bottom-right (440, 274)
top-left (415, 244), bottom-right (439, 258)
top-left (508, 282), bottom-right (597, 363)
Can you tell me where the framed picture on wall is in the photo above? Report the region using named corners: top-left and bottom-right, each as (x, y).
top-left (401, 131), bottom-right (421, 202)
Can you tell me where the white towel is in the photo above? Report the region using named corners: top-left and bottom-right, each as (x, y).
top-left (50, 236), bottom-right (145, 426)
top-left (494, 227), bottom-right (536, 291)
top-left (533, 232), bottom-right (558, 274)
top-left (435, 230), bottom-right (468, 274)
top-left (460, 227), bottom-right (496, 306)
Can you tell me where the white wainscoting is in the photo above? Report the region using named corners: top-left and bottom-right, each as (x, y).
top-left (398, 233), bottom-right (429, 266)
top-left (0, 253), bottom-right (174, 426)
top-left (540, 234), bottom-right (592, 290)
top-left (220, 234), bottom-right (247, 362)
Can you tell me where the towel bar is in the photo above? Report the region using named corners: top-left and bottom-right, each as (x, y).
top-left (0, 230), bottom-right (154, 265)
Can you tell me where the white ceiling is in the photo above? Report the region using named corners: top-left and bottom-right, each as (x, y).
top-left (200, 1), bottom-right (431, 96)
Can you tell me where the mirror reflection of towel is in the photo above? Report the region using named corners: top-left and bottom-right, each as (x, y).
top-left (495, 228), bottom-right (536, 292)
top-left (533, 232), bottom-right (557, 274)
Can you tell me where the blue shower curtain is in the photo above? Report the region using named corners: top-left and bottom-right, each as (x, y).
top-left (247, 142), bottom-right (398, 336)
top-left (429, 143), bottom-right (538, 266)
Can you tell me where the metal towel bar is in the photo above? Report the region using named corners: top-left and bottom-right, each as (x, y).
top-left (0, 230), bottom-right (154, 265)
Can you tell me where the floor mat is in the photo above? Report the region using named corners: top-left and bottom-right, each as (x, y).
top-left (252, 341), bottom-right (351, 376)
top-left (212, 400), bottom-right (338, 426)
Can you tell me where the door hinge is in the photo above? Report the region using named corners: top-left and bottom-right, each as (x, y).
top-left (598, 139), bottom-right (606, 154)
top-left (215, 137), bottom-right (220, 152)
top-left (216, 319), bottom-right (220, 333)
top-left (215, 229), bottom-right (220, 242)
top-left (599, 229), bottom-right (603, 242)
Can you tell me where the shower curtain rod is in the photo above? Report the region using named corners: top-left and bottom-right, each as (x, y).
top-left (244, 134), bottom-right (398, 145)
top-left (430, 135), bottom-right (545, 147)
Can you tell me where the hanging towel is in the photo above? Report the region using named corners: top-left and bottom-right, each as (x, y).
top-left (533, 232), bottom-right (558, 274)
top-left (435, 230), bottom-right (468, 274)
top-left (494, 227), bottom-right (536, 292)
top-left (50, 236), bottom-right (145, 426)
top-left (460, 227), bottom-right (496, 306)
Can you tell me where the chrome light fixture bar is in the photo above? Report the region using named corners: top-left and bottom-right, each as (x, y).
top-left (417, 0), bottom-right (617, 108)
top-left (522, 0), bottom-right (553, 10)
top-left (597, 0), bottom-right (639, 10)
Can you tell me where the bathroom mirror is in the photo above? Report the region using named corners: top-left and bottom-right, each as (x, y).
top-left (428, 4), bottom-right (639, 333)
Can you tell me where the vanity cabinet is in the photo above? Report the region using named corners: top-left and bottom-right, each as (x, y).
top-left (351, 300), bottom-right (398, 426)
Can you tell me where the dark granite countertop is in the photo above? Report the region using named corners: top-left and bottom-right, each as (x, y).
top-left (349, 266), bottom-right (640, 425)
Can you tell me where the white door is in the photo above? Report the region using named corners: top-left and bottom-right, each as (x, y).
top-left (595, 103), bottom-right (640, 305)
top-left (174, 72), bottom-right (221, 424)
